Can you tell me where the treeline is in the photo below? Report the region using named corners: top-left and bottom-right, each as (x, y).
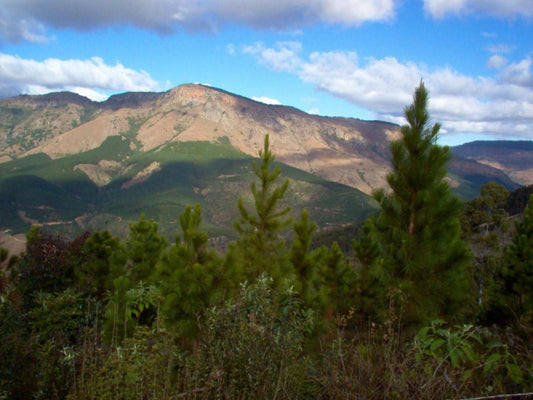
top-left (1, 84), bottom-right (532, 399)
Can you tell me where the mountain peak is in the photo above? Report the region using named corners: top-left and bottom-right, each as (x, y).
top-left (4, 91), bottom-right (94, 107)
top-left (103, 91), bottom-right (162, 109)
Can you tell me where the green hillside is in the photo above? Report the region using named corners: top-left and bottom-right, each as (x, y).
top-left (0, 138), bottom-right (376, 238)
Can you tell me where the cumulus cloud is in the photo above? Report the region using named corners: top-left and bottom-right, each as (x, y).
top-left (423, 0), bottom-right (533, 18)
top-left (0, 0), bottom-right (396, 43)
top-left (244, 41), bottom-right (533, 140)
top-left (487, 55), bottom-right (508, 69)
top-left (212, 0), bottom-right (395, 29)
top-left (243, 41), bottom-right (302, 72)
top-left (0, 54), bottom-right (159, 100)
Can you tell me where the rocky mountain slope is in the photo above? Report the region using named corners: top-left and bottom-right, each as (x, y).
top-left (452, 141), bottom-right (533, 187)
top-left (0, 84), bottom-right (400, 195)
top-left (0, 84), bottom-right (531, 238)
top-left (2, 84), bottom-right (530, 196)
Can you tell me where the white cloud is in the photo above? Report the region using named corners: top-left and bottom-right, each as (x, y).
top-left (486, 44), bottom-right (514, 54)
top-left (0, 54), bottom-right (159, 100)
top-left (252, 96), bottom-right (282, 105)
top-left (243, 41), bottom-right (302, 72)
top-left (244, 41), bottom-right (533, 140)
top-left (423, 0), bottom-right (533, 18)
top-left (487, 55), bottom-right (507, 69)
top-left (0, 0), bottom-right (397, 43)
top-left (502, 58), bottom-right (533, 87)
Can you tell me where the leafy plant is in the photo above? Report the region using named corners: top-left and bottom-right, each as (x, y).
top-left (193, 274), bottom-right (315, 398)
top-left (413, 319), bottom-right (481, 370)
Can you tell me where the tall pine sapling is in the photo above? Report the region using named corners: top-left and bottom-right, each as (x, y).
top-left (290, 209), bottom-right (328, 310)
top-left (352, 219), bottom-right (387, 325)
top-left (502, 194), bottom-right (533, 330)
top-left (233, 134), bottom-right (293, 285)
top-left (125, 214), bottom-right (167, 284)
top-left (154, 204), bottom-right (227, 340)
top-left (373, 82), bottom-right (470, 326)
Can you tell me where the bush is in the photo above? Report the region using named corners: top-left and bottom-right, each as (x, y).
top-left (191, 274), bottom-right (315, 398)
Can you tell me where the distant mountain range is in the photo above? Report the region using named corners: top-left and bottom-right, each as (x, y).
top-left (0, 84), bottom-right (531, 238)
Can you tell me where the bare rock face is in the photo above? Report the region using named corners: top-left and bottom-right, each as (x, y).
top-left (0, 84), bottom-right (400, 195)
top-left (74, 160), bottom-right (124, 186)
top-left (1, 84), bottom-right (529, 196)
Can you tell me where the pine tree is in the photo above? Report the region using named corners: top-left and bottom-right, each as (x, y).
top-left (153, 204), bottom-right (232, 340)
top-left (125, 214), bottom-right (167, 284)
top-left (502, 194), bottom-right (533, 327)
top-left (322, 241), bottom-right (355, 317)
top-left (352, 219), bottom-right (387, 325)
top-left (461, 183), bottom-right (510, 310)
top-left (79, 230), bottom-right (126, 298)
top-left (373, 82), bottom-right (470, 326)
top-left (233, 134), bottom-right (293, 285)
top-left (290, 209), bottom-right (328, 309)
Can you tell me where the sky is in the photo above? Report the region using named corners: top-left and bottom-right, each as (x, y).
top-left (0, 0), bottom-right (532, 146)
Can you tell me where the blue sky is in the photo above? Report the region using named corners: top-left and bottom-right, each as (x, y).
top-left (0, 0), bottom-right (532, 145)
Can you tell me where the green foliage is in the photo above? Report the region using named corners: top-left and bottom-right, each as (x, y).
top-left (502, 194), bottom-right (533, 327)
top-left (28, 290), bottom-right (89, 400)
top-left (413, 320), bottom-right (527, 393)
top-left (2, 116), bottom-right (533, 399)
top-left (0, 296), bottom-right (38, 399)
top-left (233, 134), bottom-right (293, 284)
top-left (103, 279), bottom-right (160, 344)
top-left (321, 241), bottom-right (356, 317)
top-left (460, 183), bottom-right (510, 314)
top-left (506, 184), bottom-right (533, 215)
top-left (153, 204), bottom-right (231, 339)
top-left (68, 326), bottom-right (177, 400)
top-left (290, 209), bottom-right (328, 310)
top-left (373, 82), bottom-right (471, 326)
top-left (462, 182), bottom-right (510, 236)
top-left (193, 274), bottom-right (315, 398)
top-left (352, 219), bottom-right (387, 324)
top-left (125, 214), bottom-right (167, 283)
top-left (78, 230), bottom-right (126, 297)
top-left (0, 247), bottom-right (7, 263)
top-left (414, 319), bottom-right (481, 369)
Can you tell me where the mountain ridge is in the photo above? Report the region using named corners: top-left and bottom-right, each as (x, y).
top-left (1, 84), bottom-right (531, 196)
top-left (0, 84), bottom-right (531, 238)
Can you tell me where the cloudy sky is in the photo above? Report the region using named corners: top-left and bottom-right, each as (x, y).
top-left (1, 0), bottom-right (532, 145)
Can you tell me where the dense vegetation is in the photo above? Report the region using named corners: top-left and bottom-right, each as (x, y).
top-left (0, 137), bottom-right (375, 238)
top-left (1, 84), bottom-right (532, 399)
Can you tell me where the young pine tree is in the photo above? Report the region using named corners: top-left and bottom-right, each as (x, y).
top-left (502, 194), bottom-right (533, 329)
top-left (352, 219), bottom-right (387, 325)
top-left (373, 82), bottom-right (470, 326)
top-left (153, 204), bottom-right (234, 340)
top-left (125, 214), bottom-right (167, 284)
top-left (233, 134), bottom-right (293, 285)
top-left (290, 209), bottom-right (328, 310)
top-left (78, 230), bottom-right (126, 298)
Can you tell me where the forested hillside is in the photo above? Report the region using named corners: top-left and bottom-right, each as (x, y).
top-left (1, 84), bottom-right (532, 399)
top-left (0, 84), bottom-right (530, 240)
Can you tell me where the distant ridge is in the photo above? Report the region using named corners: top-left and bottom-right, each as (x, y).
top-left (452, 140), bottom-right (533, 186)
top-left (0, 84), bottom-right (531, 196)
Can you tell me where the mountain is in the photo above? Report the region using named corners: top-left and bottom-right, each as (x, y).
top-left (452, 141), bottom-right (533, 187)
top-left (1, 84), bottom-right (400, 194)
top-left (0, 84), bottom-right (531, 238)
